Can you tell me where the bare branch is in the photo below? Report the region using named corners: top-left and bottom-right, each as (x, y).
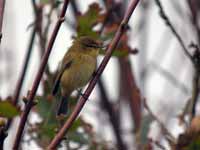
top-left (98, 79), bottom-right (127, 150)
top-left (5, 29), bottom-right (36, 132)
top-left (154, 0), bottom-right (193, 63)
top-left (144, 99), bottom-right (176, 145)
top-left (0, 0), bottom-right (6, 43)
top-left (13, 1), bottom-right (70, 149)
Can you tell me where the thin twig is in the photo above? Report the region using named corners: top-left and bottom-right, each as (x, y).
top-left (0, 0), bottom-right (5, 43)
top-left (31, 0), bottom-right (37, 14)
top-left (13, 1), bottom-right (69, 149)
top-left (191, 70), bottom-right (200, 118)
top-left (190, 47), bottom-right (200, 119)
top-left (0, 124), bottom-right (7, 150)
top-left (187, 0), bottom-right (200, 46)
top-left (144, 99), bottom-right (176, 145)
top-left (12, 29), bottom-right (36, 106)
top-left (47, 0), bottom-right (141, 148)
top-left (154, 0), bottom-right (193, 63)
top-left (70, 0), bottom-right (80, 17)
top-left (5, 29), bottom-right (37, 131)
top-left (154, 0), bottom-right (200, 126)
top-left (123, 57), bottom-right (142, 132)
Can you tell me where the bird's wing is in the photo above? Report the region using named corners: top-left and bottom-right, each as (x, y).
top-left (52, 59), bottom-right (73, 95)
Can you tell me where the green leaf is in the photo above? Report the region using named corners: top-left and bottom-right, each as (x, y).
top-left (40, 123), bottom-right (57, 139)
top-left (77, 3), bottom-right (103, 38)
top-left (0, 101), bottom-right (20, 118)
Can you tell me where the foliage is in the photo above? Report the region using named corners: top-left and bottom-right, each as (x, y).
top-left (0, 98), bottom-right (20, 118)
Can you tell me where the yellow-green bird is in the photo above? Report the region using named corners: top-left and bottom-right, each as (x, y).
top-left (52, 36), bottom-right (103, 116)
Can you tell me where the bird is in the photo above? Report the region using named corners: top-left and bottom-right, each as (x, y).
top-left (52, 36), bottom-right (103, 116)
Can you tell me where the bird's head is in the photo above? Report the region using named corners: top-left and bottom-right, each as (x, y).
top-left (79, 36), bottom-right (103, 49)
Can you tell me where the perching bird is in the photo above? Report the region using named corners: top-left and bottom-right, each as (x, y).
top-left (52, 36), bottom-right (103, 116)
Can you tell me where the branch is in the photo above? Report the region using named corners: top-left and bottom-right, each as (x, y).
top-left (12, 29), bottom-right (36, 106)
top-left (70, 0), bottom-right (80, 17)
top-left (13, 1), bottom-right (69, 149)
top-left (47, 0), bottom-right (141, 149)
top-left (187, 0), bottom-right (200, 46)
top-left (0, 120), bottom-right (7, 150)
top-left (191, 69), bottom-right (200, 118)
top-left (5, 29), bottom-right (36, 131)
top-left (121, 57), bottom-right (142, 132)
top-left (0, 0), bottom-right (5, 43)
top-left (144, 99), bottom-right (176, 145)
top-left (190, 47), bottom-right (200, 119)
top-left (155, 0), bottom-right (200, 125)
top-left (31, 0), bottom-right (37, 14)
top-left (154, 0), bottom-right (193, 63)
top-left (1, 14), bottom-right (36, 150)
top-left (98, 79), bottom-right (126, 150)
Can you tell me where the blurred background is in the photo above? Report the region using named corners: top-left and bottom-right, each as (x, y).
top-left (0, 0), bottom-right (199, 149)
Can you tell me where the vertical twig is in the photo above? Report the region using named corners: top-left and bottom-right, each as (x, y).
top-left (70, 0), bottom-right (80, 17)
top-left (187, 0), bottom-right (200, 120)
top-left (154, 0), bottom-right (200, 123)
top-left (0, 0), bottom-right (5, 43)
top-left (122, 57), bottom-right (142, 132)
top-left (0, 124), bottom-right (7, 150)
top-left (13, 1), bottom-right (69, 149)
top-left (48, 0), bottom-right (141, 148)
top-left (5, 29), bottom-right (36, 131)
top-left (98, 79), bottom-right (126, 150)
top-left (12, 29), bottom-right (36, 106)
top-left (191, 69), bottom-right (200, 117)
top-left (190, 47), bottom-right (200, 118)
top-left (187, 0), bottom-right (200, 46)
top-left (154, 0), bottom-right (193, 62)
top-left (0, 1), bottom-right (6, 148)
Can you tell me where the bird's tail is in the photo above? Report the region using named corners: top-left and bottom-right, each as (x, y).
top-left (57, 96), bottom-right (69, 116)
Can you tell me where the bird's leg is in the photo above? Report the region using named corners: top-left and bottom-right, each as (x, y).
top-left (92, 71), bottom-right (97, 77)
top-left (77, 89), bottom-right (89, 100)
top-left (80, 93), bottom-right (88, 100)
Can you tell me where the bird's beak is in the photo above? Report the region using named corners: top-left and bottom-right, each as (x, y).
top-left (96, 41), bottom-right (107, 49)
top-left (97, 44), bottom-right (107, 49)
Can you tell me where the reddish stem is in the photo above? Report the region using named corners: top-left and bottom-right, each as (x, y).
top-left (13, 1), bottom-right (69, 149)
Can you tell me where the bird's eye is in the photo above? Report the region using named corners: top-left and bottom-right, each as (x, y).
top-left (82, 39), bottom-right (101, 48)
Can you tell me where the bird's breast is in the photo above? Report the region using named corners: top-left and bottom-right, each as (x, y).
top-left (61, 54), bottom-right (97, 91)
